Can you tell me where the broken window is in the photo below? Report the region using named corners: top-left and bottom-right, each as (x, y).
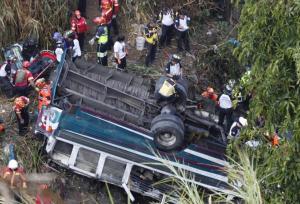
top-left (74, 148), bottom-right (100, 174)
top-left (52, 141), bottom-right (73, 164)
top-left (101, 157), bottom-right (126, 184)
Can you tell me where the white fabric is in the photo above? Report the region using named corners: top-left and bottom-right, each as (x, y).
top-left (177, 16), bottom-right (189, 31)
top-left (0, 64), bottom-right (7, 77)
top-left (162, 11), bottom-right (174, 26)
top-left (219, 94), bottom-right (232, 109)
top-left (73, 39), bottom-right (82, 57)
top-left (55, 48), bottom-right (64, 63)
top-left (114, 41), bottom-right (126, 59)
top-left (169, 63), bottom-right (181, 76)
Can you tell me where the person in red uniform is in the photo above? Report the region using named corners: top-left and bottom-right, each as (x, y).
top-left (13, 61), bottom-right (37, 96)
top-left (2, 159), bottom-right (27, 189)
top-left (35, 78), bottom-right (51, 112)
top-left (70, 10), bottom-right (88, 51)
top-left (201, 86), bottom-right (218, 103)
top-left (99, 0), bottom-right (120, 47)
top-left (13, 96), bottom-right (30, 136)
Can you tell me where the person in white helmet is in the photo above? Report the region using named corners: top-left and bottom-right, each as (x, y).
top-left (3, 159), bottom-right (27, 188)
top-left (228, 116), bottom-right (248, 139)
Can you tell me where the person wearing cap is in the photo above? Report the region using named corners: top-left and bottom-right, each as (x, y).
top-left (218, 86), bottom-right (233, 132)
top-left (92, 16), bottom-right (109, 66)
top-left (228, 116), bottom-right (247, 139)
top-left (201, 86), bottom-right (218, 103)
top-left (13, 96), bottom-right (30, 136)
top-left (165, 54), bottom-right (182, 80)
top-left (35, 78), bottom-right (51, 112)
top-left (70, 10), bottom-right (88, 50)
top-left (13, 61), bottom-right (38, 96)
top-left (144, 22), bottom-right (158, 67)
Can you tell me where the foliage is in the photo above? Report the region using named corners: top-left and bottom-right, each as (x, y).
top-left (233, 0), bottom-right (300, 202)
top-left (0, 0), bottom-right (76, 59)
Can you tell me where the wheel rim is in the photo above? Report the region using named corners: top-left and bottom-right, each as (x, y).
top-left (157, 132), bottom-right (177, 147)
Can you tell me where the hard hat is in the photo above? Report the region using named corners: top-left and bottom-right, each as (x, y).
top-left (75, 10), bottom-right (81, 16)
top-left (22, 61), bottom-right (31, 69)
top-left (239, 117), bottom-right (248, 127)
top-left (56, 40), bottom-right (63, 44)
top-left (8, 159), bottom-right (18, 170)
top-left (172, 54), bottom-right (181, 62)
top-left (93, 16), bottom-right (106, 25)
top-left (35, 78), bottom-right (46, 88)
top-left (207, 87), bottom-right (214, 94)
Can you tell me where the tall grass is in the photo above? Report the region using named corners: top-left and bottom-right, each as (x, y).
top-left (0, 0), bottom-right (77, 58)
top-left (152, 148), bottom-right (263, 204)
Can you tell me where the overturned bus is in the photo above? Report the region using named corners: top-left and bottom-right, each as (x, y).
top-left (35, 52), bottom-right (230, 202)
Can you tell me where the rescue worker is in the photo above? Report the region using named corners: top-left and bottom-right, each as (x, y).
top-left (35, 78), bottom-right (51, 112)
top-left (114, 35), bottom-right (127, 70)
top-left (144, 22), bottom-right (158, 67)
top-left (156, 78), bottom-right (177, 104)
top-left (13, 61), bottom-right (37, 96)
top-left (92, 16), bottom-right (109, 66)
top-left (70, 10), bottom-right (88, 50)
top-left (99, 0), bottom-right (120, 44)
top-left (0, 56), bottom-right (17, 98)
top-left (175, 11), bottom-right (191, 52)
top-left (201, 87), bottom-right (218, 103)
top-left (218, 86), bottom-right (233, 132)
top-left (2, 158), bottom-right (27, 189)
top-left (228, 116), bottom-right (247, 139)
top-left (13, 96), bottom-right (30, 136)
top-left (158, 7), bottom-right (174, 48)
top-left (165, 54), bottom-right (182, 80)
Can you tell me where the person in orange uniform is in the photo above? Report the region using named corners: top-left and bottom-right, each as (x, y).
top-left (13, 96), bottom-right (30, 136)
top-left (201, 87), bottom-right (218, 103)
top-left (2, 159), bottom-right (27, 189)
top-left (35, 78), bottom-right (51, 112)
top-left (99, 0), bottom-right (120, 47)
top-left (13, 61), bottom-right (37, 96)
top-left (70, 10), bottom-right (88, 50)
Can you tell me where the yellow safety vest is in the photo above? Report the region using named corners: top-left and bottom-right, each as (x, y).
top-left (159, 79), bottom-right (176, 97)
top-left (97, 26), bottom-right (108, 44)
top-left (144, 28), bottom-right (158, 45)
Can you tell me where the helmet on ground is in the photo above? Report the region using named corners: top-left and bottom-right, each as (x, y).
top-left (239, 117), bottom-right (248, 127)
top-left (22, 61), bottom-right (31, 69)
top-left (207, 87), bottom-right (214, 94)
top-left (35, 78), bottom-right (46, 88)
top-left (172, 54), bottom-right (181, 62)
top-left (93, 16), bottom-right (106, 25)
top-left (8, 159), bottom-right (18, 170)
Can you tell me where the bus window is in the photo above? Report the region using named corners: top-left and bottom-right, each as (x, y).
top-left (74, 148), bottom-right (100, 174)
